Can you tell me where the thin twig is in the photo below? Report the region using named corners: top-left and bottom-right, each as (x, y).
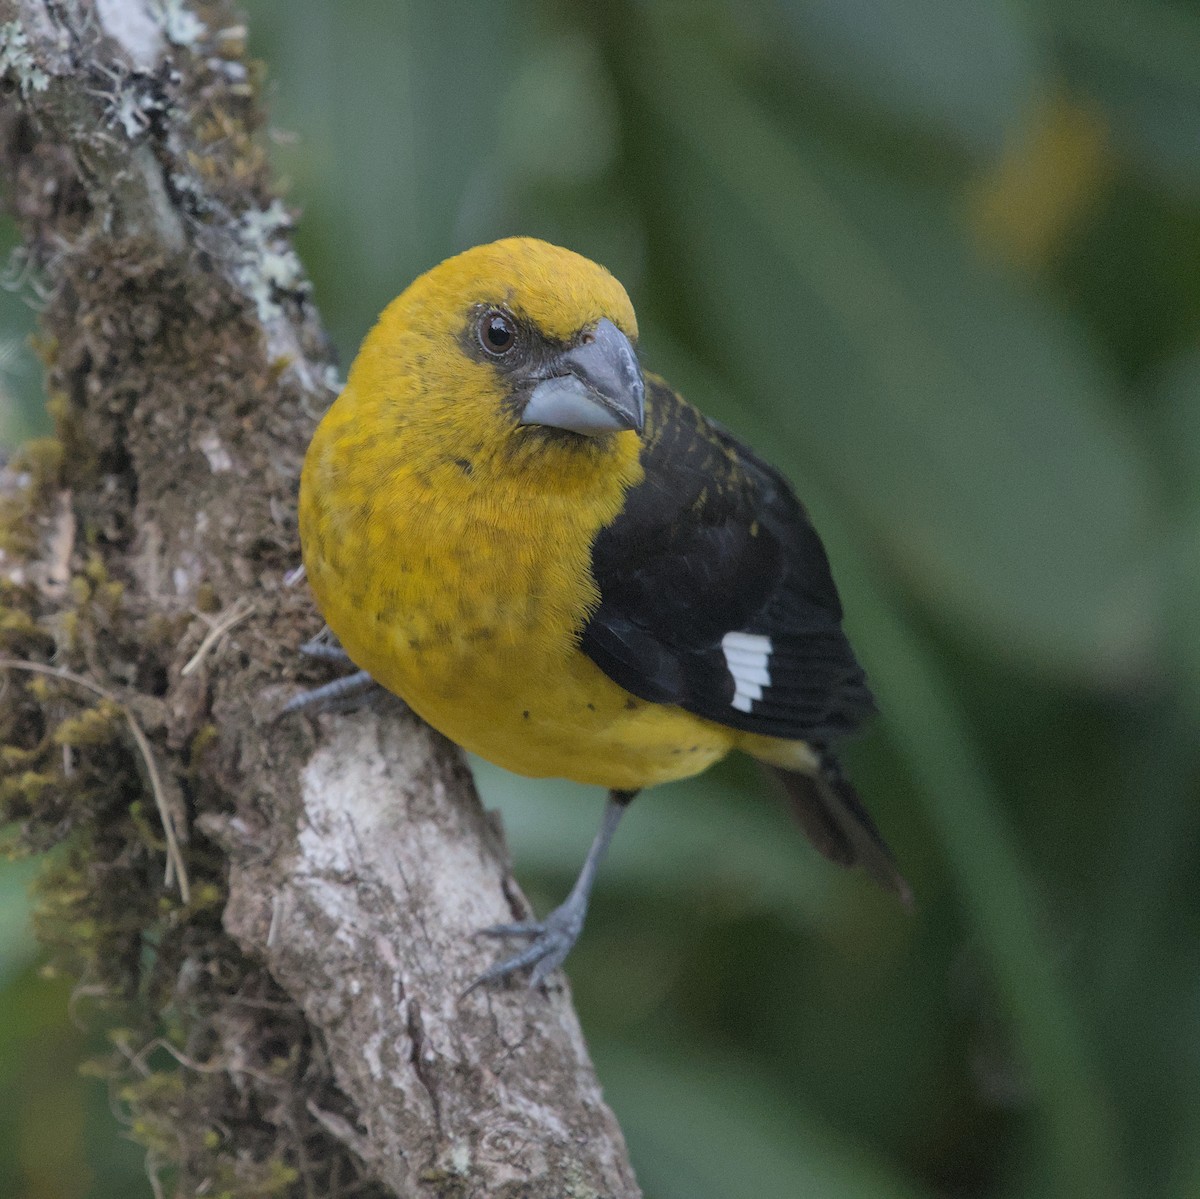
top-left (180, 596), bottom-right (256, 677)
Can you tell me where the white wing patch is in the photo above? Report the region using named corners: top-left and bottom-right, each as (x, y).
top-left (721, 632), bottom-right (773, 713)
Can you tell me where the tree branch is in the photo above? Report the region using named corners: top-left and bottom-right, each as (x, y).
top-left (0, 3), bottom-right (640, 1195)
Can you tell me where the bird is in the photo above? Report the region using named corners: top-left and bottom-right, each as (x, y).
top-left (297, 237), bottom-right (909, 989)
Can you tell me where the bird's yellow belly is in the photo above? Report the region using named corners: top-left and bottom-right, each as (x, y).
top-left (302, 491), bottom-right (734, 791)
top-left (376, 636), bottom-right (729, 790)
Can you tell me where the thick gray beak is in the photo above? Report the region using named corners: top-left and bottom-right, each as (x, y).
top-left (520, 318), bottom-right (645, 437)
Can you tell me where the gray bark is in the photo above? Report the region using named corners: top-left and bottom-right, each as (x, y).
top-left (0, 3), bottom-right (640, 1195)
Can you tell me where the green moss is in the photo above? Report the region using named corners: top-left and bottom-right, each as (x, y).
top-left (57, 608), bottom-right (81, 652)
top-left (0, 607), bottom-right (43, 639)
top-left (127, 797), bottom-right (170, 856)
top-left (188, 722), bottom-right (219, 764)
top-left (0, 436), bottom-right (63, 555)
top-left (0, 606), bottom-right (380, 1197)
top-left (187, 880), bottom-right (224, 910)
top-left (0, 740), bottom-right (44, 769)
top-left (52, 700), bottom-right (123, 746)
top-left (120, 1068), bottom-right (186, 1108)
top-left (18, 434), bottom-right (64, 481)
top-left (0, 769), bottom-right (58, 812)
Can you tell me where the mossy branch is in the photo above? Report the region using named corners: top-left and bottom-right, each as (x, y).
top-left (0, 3), bottom-right (640, 1196)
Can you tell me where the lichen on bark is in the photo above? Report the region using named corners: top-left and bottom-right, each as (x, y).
top-left (0, 3), bottom-right (640, 1197)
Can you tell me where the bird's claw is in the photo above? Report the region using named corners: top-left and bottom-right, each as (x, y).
top-left (298, 632), bottom-right (353, 664)
top-left (278, 668), bottom-right (378, 717)
top-left (277, 627), bottom-right (383, 718)
top-left (467, 899), bottom-right (586, 992)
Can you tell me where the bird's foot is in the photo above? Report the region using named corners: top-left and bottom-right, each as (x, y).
top-left (279, 668), bottom-right (378, 716)
top-left (296, 630), bottom-right (353, 664)
top-left (468, 892), bottom-right (588, 991)
top-left (278, 629), bottom-right (383, 717)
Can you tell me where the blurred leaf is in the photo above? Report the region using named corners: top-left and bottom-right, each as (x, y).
top-left (967, 91), bottom-right (1113, 271)
top-left (628, 30), bottom-right (1154, 688)
top-left (457, 27), bottom-right (648, 285)
top-left (772, 0), bottom-right (1044, 158)
top-left (1081, 699), bottom-right (1200, 1197)
top-left (1048, 0), bottom-right (1200, 196)
top-left (1156, 350), bottom-right (1200, 719)
top-left (245, 0), bottom-right (522, 358)
top-left (0, 215), bottom-right (46, 448)
top-left (0, 963), bottom-right (147, 1199)
top-left (832, 537), bottom-right (1125, 1199)
top-left (0, 859), bottom-right (38, 991)
top-left (1177, 1121), bottom-right (1200, 1199)
top-left (499, 30), bottom-right (619, 185)
top-left (1156, 347), bottom-right (1200, 507)
top-left (593, 1039), bottom-right (933, 1199)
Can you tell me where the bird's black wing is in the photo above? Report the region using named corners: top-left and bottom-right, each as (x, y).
top-left (579, 377), bottom-right (875, 743)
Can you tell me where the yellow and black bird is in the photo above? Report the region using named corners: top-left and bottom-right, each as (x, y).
top-left (298, 237), bottom-right (908, 987)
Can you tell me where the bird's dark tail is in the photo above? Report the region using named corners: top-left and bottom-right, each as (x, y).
top-left (768, 752), bottom-right (912, 906)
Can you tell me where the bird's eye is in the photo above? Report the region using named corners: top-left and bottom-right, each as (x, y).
top-left (479, 310), bottom-right (517, 356)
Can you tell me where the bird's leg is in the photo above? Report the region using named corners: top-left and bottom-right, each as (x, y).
top-left (278, 628), bottom-right (383, 716)
top-left (469, 788), bottom-right (638, 991)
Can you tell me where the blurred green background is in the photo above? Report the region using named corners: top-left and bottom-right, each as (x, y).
top-left (2, 0), bottom-right (1198, 1196)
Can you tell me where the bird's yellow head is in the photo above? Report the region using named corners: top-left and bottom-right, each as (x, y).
top-left (337, 238), bottom-right (645, 478)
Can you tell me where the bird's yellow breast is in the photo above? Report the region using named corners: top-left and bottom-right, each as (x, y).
top-left (299, 379), bottom-right (734, 790)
